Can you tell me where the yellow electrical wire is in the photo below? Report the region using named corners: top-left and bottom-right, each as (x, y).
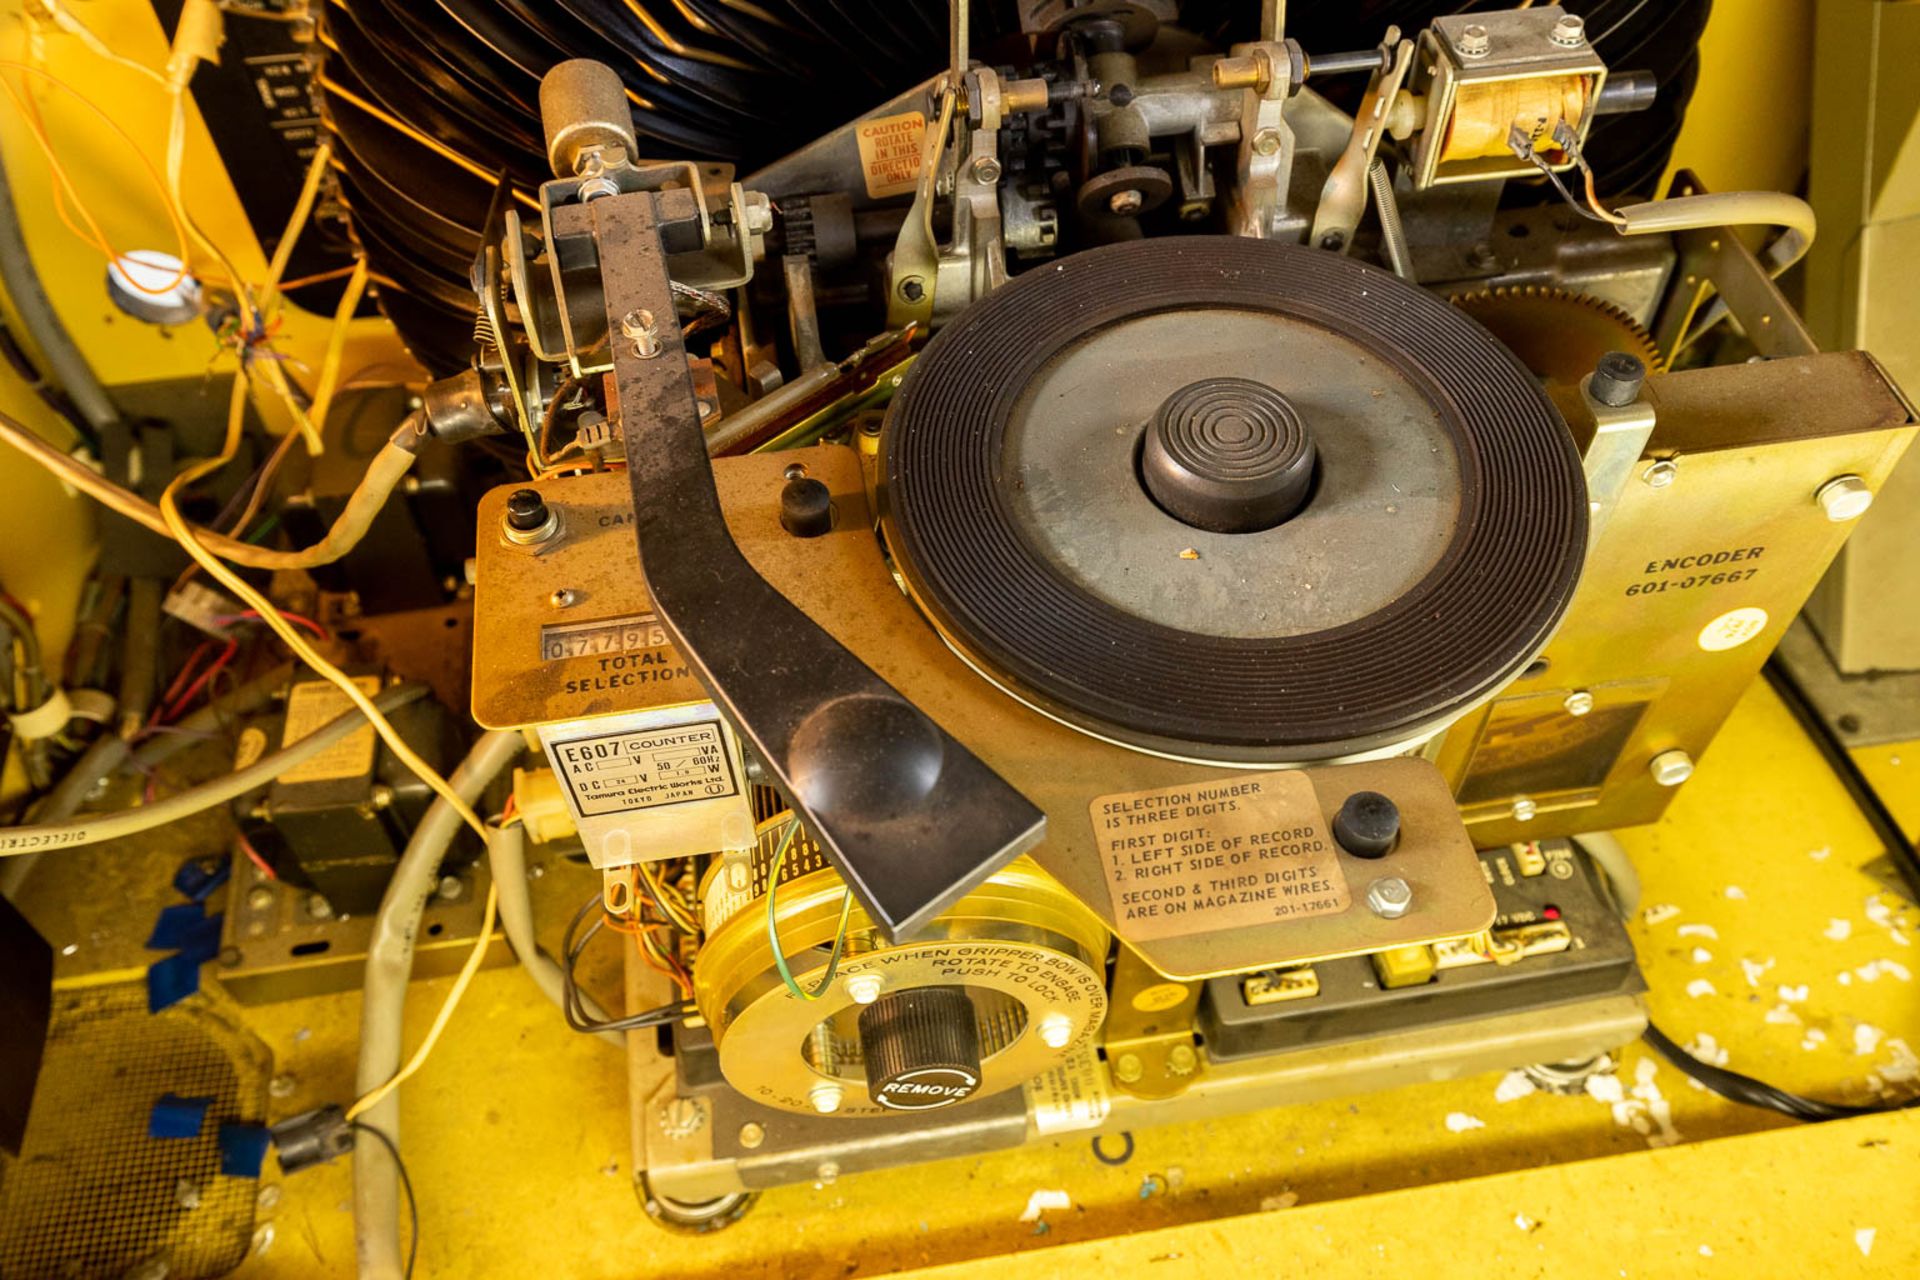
top-left (304, 256), bottom-right (371, 436)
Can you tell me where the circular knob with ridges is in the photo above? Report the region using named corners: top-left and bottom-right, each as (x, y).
top-left (1141, 377), bottom-right (1317, 532)
top-left (857, 987), bottom-right (982, 1111)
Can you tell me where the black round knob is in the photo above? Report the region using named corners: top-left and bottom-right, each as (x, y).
top-left (1588, 351), bottom-right (1646, 407)
top-left (780, 477), bottom-right (833, 537)
top-left (1333, 791), bottom-right (1400, 859)
top-left (505, 488), bottom-right (550, 532)
top-left (1141, 378), bottom-right (1316, 533)
top-left (858, 986), bottom-right (982, 1111)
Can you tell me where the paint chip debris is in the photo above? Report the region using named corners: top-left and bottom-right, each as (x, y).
top-left (1643, 903), bottom-right (1682, 926)
top-left (1018, 1189), bottom-right (1072, 1222)
top-left (1839, 972), bottom-right (1853, 986)
top-left (1585, 1073), bottom-right (1625, 1104)
top-left (1686, 978), bottom-right (1717, 998)
top-left (1724, 885), bottom-right (1747, 901)
top-left (1800, 1029), bottom-right (1828, 1051)
top-left (1690, 947), bottom-right (1714, 964)
top-left (1514, 1213), bottom-right (1540, 1233)
top-left (1678, 924), bottom-right (1719, 940)
top-left (1444, 1112), bottom-right (1485, 1133)
top-left (1856, 1228), bottom-right (1875, 1258)
top-left (1178, 547), bottom-right (1200, 561)
top-left (1259, 1191), bottom-right (1299, 1212)
top-left (1778, 984), bottom-right (1809, 1003)
top-left (1854, 1024), bottom-right (1885, 1056)
top-left (1739, 957), bottom-right (1775, 987)
top-left (1865, 897), bottom-right (1895, 929)
top-left (1495, 1070), bottom-right (1537, 1103)
top-left (1699, 1245), bottom-right (1714, 1258)
top-left (1764, 1003), bottom-right (1801, 1026)
top-left (1685, 1033), bottom-right (1730, 1066)
top-left (1824, 919), bottom-right (1852, 941)
top-left (1808, 846), bottom-right (1831, 862)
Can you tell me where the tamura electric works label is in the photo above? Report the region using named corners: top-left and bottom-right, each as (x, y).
top-left (550, 720), bottom-right (740, 819)
top-left (1089, 771), bottom-right (1350, 941)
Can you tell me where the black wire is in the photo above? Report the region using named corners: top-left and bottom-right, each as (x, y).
top-left (350, 1121), bottom-right (418, 1280)
top-left (1644, 1021), bottom-right (1920, 1122)
top-left (558, 891), bottom-right (694, 1034)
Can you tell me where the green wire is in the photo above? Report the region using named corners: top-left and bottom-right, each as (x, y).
top-left (765, 815), bottom-right (853, 1001)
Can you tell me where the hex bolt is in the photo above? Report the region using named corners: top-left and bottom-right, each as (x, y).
top-left (808, 1081), bottom-right (844, 1115)
top-left (1108, 188), bottom-right (1145, 216)
top-left (1649, 748), bottom-right (1695, 787)
top-left (844, 973), bottom-right (885, 1005)
top-left (1815, 474), bottom-right (1874, 522)
top-left (738, 1123), bottom-right (765, 1150)
top-left (437, 875), bottom-right (464, 901)
top-left (1037, 1012), bottom-right (1074, 1048)
top-left (1113, 1053), bottom-right (1145, 1084)
top-left (1564, 689), bottom-right (1595, 717)
top-left (1550, 14), bottom-right (1587, 46)
top-left (971, 155), bottom-right (1003, 185)
top-left (620, 308), bottom-right (661, 359)
top-left (1455, 23), bottom-right (1490, 58)
top-left (1365, 877), bottom-right (1413, 919)
top-left (1252, 128), bottom-right (1283, 157)
top-left (1642, 459), bottom-right (1679, 489)
top-left (305, 893), bottom-right (334, 921)
top-left (246, 885), bottom-right (276, 911)
top-left (1588, 351), bottom-right (1646, 407)
top-left (1511, 796), bottom-right (1539, 822)
top-left (658, 1096), bottom-right (706, 1138)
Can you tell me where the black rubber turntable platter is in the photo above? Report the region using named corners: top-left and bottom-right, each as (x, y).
top-left (882, 237), bottom-right (1587, 764)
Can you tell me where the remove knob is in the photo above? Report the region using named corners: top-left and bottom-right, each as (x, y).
top-left (858, 986), bottom-right (982, 1111)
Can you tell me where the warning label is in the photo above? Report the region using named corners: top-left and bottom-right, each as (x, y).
top-left (550, 720), bottom-right (740, 818)
top-left (280, 676), bottom-right (383, 785)
top-left (1089, 772), bottom-right (1350, 941)
top-left (855, 110), bottom-right (926, 198)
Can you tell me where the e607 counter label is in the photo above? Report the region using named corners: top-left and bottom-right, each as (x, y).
top-left (551, 720), bottom-right (739, 818)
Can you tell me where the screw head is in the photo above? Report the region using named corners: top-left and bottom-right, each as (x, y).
top-left (1564, 690), bottom-right (1595, 717)
top-left (971, 155), bottom-right (1003, 185)
top-left (1455, 23), bottom-right (1490, 57)
top-left (1816, 474), bottom-right (1873, 522)
top-left (1108, 188), bottom-right (1145, 216)
top-left (1550, 14), bottom-right (1587, 47)
top-left (808, 1082), bottom-right (843, 1115)
top-left (621, 308), bottom-right (661, 358)
top-left (369, 784), bottom-right (394, 810)
top-left (305, 893), bottom-right (334, 921)
top-left (738, 1122), bottom-right (765, 1150)
top-left (550, 588), bottom-right (578, 609)
top-left (898, 276), bottom-right (926, 303)
top-left (246, 885), bottom-right (276, 911)
top-left (815, 1160), bottom-right (841, 1185)
top-left (1114, 1053), bottom-right (1145, 1083)
top-left (1253, 128), bottom-right (1283, 157)
top-left (658, 1095), bottom-right (707, 1138)
top-left (218, 945), bottom-right (243, 968)
top-left (1512, 796), bottom-right (1539, 822)
top-left (1643, 459), bottom-right (1679, 488)
top-left (436, 875), bottom-right (464, 902)
top-left (1167, 1043), bottom-right (1198, 1076)
top-left (1365, 876), bottom-right (1413, 919)
top-left (269, 1073), bottom-right (297, 1099)
top-left (845, 973), bottom-right (884, 1005)
top-left (1037, 1012), bottom-right (1074, 1048)
top-left (1649, 748), bottom-right (1695, 787)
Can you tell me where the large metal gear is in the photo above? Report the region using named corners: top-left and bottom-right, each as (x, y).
top-left (1452, 287), bottom-right (1662, 387)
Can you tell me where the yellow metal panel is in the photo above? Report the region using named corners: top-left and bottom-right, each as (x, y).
top-left (1664, 0), bottom-right (1814, 198)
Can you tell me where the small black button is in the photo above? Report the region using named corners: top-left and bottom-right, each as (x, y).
top-left (780, 477), bottom-right (833, 537)
top-left (1333, 791), bottom-right (1399, 859)
top-left (505, 488), bottom-right (549, 532)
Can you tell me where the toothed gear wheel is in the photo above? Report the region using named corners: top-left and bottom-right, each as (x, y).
top-left (1452, 287), bottom-right (1661, 388)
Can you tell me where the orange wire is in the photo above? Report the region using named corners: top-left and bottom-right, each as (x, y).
top-left (0, 59), bottom-right (191, 294)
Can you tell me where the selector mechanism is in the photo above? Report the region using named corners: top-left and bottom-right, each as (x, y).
top-left (1333, 790), bottom-right (1401, 858)
top-left (858, 987), bottom-right (983, 1111)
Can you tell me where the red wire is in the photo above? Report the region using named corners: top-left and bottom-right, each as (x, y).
top-left (236, 830), bottom-right (277, 881)
top-left (153, 638), bottom-right (219, 725)
top-left (225, 609), bottom-right (329, 640)
top-left (162, 640), bottom-right (238, 723)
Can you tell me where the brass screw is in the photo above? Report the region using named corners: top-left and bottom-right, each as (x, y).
top-left (1114, 1053), bottom-right (1144, 1083)
top-left (738, 1123), bottom-right (765, 1150)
